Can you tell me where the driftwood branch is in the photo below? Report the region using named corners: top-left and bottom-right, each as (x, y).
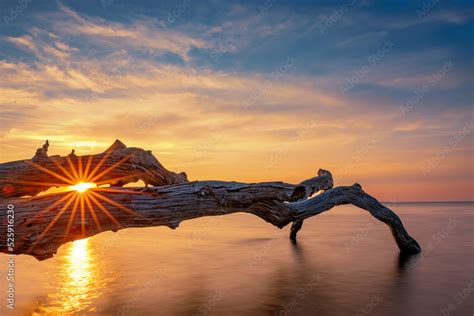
top-left (0, 140), bottom-right (188, 198)
top-left (0, 141), bottom-right (421, 260)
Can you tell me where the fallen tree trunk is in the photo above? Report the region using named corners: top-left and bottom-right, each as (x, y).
top-left (0, 141), bottom-right (421, 260)
top-left (0, 178), bottom-right (420, 260)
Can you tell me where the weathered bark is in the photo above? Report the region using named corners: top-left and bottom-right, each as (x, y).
top-left (0, 181), bottom-right (420, 260)
top-left (0, 141), bottom-right (421, 261)
top-left (0, 140), bottom-right (188, 198)
top-left (289, 168), bottom-right (334, 243)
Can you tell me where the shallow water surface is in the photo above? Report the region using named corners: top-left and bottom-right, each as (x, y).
top-left (1, 202), bottom-right (473, 315)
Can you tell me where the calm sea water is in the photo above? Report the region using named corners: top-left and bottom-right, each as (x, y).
top-left (1, 202), bottom-right (473, 316)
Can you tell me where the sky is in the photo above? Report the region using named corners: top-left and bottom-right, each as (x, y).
top-left (0, 0), bottom-right (473, 201)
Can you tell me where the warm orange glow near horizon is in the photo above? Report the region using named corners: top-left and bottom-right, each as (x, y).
top-left (1, 3), bottom-right (472, 202)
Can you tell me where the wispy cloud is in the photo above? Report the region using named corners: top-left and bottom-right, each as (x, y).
top-left (55, 4), bottom-right (211, 61)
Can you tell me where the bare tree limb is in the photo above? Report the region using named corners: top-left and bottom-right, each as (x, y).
top-left (0, 140), bottom-right (188, 198)
top-left (289, 168), bottom-right (334, 243)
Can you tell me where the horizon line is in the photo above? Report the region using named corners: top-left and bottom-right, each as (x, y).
top-left (382, 200), bottom-right (473, 204)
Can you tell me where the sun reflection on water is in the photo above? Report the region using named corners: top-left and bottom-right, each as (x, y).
top-left (62, 239), bottom-right (94, 311)
top-left (35, 238), bottom-right (110, 315)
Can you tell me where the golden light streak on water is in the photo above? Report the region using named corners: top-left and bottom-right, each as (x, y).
top-left (34, 239), bottom-right (109, 315)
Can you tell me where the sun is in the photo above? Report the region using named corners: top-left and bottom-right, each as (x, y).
top-left (24, 152), bottom-right (144, 254)
top-left (70, 182), bottom-right (96, 193)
